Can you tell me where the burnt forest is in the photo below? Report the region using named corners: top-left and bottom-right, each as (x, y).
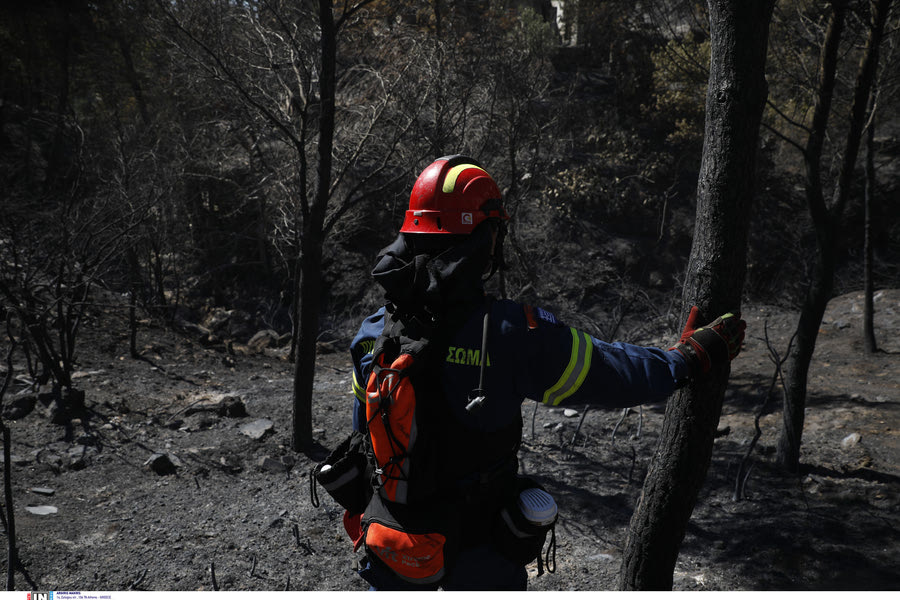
top-left (1, 0), bottom-right (898, 592)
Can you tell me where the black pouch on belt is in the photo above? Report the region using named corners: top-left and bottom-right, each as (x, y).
top-left (311, 430), bottom-right (371, 515)
top-left (492, 476), bottom-right (558, 572)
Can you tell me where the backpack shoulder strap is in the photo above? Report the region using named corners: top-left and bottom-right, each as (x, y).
top-left (373, 305), bottom-right (433, 356)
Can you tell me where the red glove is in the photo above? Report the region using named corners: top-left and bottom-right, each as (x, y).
top-left (671, 306), bottom-right (746, 376)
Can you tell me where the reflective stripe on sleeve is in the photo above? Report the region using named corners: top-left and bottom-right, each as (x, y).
top-left (543, 328), bottom-right (593, 406)
top-left (352, 370), bottom-right (367, 403)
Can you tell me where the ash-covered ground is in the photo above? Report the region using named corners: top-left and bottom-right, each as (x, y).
top-left (2, 290), bottom-right (898, 591)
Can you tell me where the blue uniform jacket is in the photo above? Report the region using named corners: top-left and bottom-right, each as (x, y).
top-left (349, 298), bottom-right (689, 434)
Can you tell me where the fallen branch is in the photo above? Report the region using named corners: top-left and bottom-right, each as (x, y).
top-left (628, 445), bottom-right (637, 484)
top-left (128, 568), bottom-right (149, 590)
top-left (530, 401), bottom-right (538, 439)
top-left (612, 406), bottom-right (643, 442)
top-left (612, 407), bottom-right (630, 441)
top-left (293, 525), bottom-right (315, 556)
top-left (568, 405), bottom-right (590, 448)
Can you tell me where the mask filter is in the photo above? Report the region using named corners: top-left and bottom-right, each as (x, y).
top-left (493, 479), bottom-right (558, 574)
top-left (516, 488), bottom-right (558, 527)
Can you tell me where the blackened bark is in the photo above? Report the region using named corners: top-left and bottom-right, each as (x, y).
top-left (2, 423), bottom-right (16, 590)
top-left (434, 0), bottom-right (442, 38)
top-left (116, 36), bottom-right (151, 127)
top-left (291, 0), bottom-right (337, 451)
top-left (617, 0), bottom-right (774, 590)
top-left (47, 5), bottom-right (72, 194)
top-left (1, 341), bottom-right (18, 589)
top-left (126, 247), bottom-right (141, 358)
top-left (291, 235), bottom-right (325, 451)
top-left (778, 0), bottom-right (892, 471)
top-left (775, 0), bottom-right (848, 470)
top-left (863, 88), bottom-right (878, 354)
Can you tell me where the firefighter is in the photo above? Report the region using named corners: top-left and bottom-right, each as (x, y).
top-left (346, 155), bottom-right (745, 590)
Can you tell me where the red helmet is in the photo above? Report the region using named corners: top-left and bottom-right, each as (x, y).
top-left (400, 155), bottom-right (508, 235)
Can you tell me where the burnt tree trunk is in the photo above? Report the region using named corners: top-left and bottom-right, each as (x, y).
top-left (116, 35), bottom-right (151, 127)
top-left (617, 0), bottom-right (774, 590)
top-left (126, 246), bottom-right (141, 359)
top-left (778, 0), bottom-right (891, 471)
top-left (1, 340), bottom-right (18, 590)
top-left (2, 421), bottom-right (15, 591)
top-left (863, 86), bottom-right (878, 354)
top-left (291, 0), bottom-right (337, 451)
top-left (777, 0), bottom-right (848, 470)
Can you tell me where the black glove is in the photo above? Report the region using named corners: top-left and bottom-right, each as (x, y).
top-left (671, 306), bottom-right (746, 377)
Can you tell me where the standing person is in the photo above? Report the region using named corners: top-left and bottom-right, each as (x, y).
top-left (339, 155), bottom-right (745, 590)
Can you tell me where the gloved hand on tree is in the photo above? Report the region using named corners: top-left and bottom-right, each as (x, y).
top-left (671, 306), bottom-right (746, 377)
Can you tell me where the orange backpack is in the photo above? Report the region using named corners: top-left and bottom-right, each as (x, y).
top-left (359, 318), bottom-right (461, 585)
top-left (364, 347), bottom-right (441, 504)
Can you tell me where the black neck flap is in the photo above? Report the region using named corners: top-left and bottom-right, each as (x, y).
top-left (371, 224), bottom-right (494, 328)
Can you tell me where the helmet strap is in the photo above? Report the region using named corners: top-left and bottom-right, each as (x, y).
top-left (482, 220), bottom-right (507, 281)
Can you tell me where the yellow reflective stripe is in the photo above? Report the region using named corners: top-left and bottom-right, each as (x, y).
top-left (543, 328), bottom-right (593, 406)
top-left (352, 370), bottom-right (367, 403)
top-left (442, 164), bottom-right (486, 193)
